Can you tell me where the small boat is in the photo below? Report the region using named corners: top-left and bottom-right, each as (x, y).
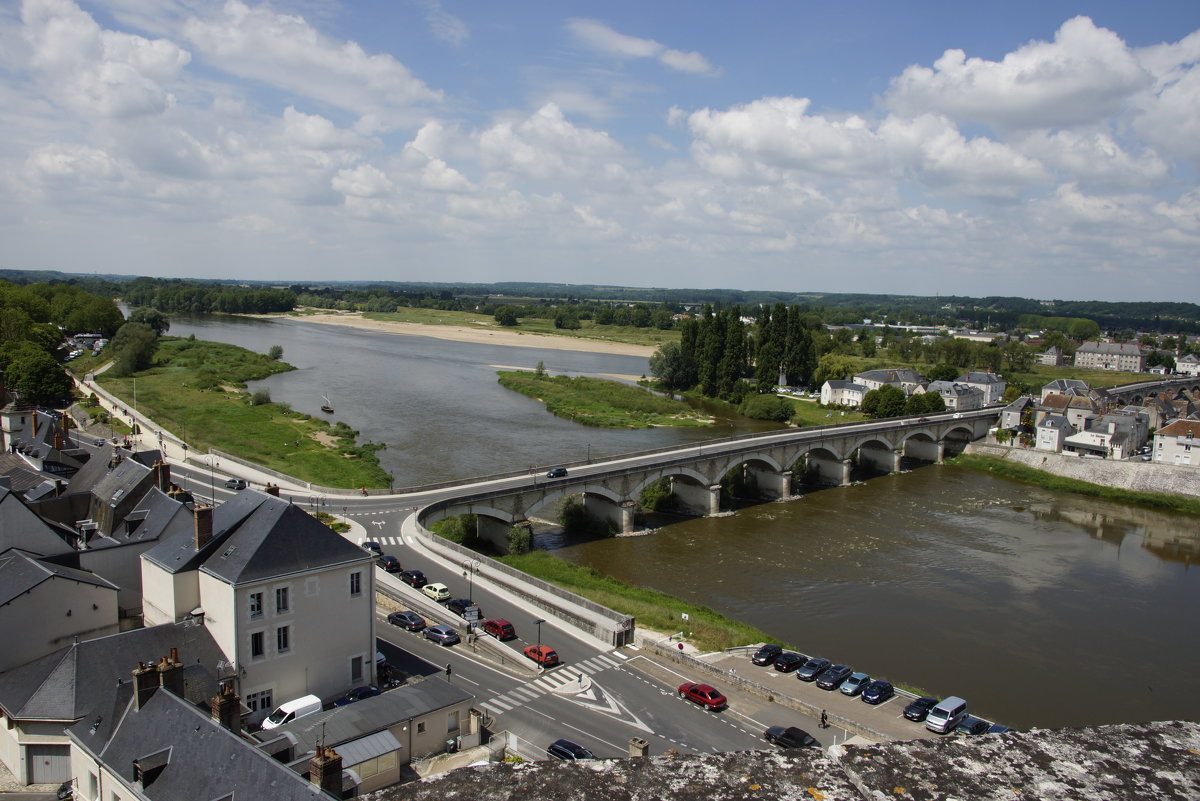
top-left (320, 394), bottom-right (334, 414)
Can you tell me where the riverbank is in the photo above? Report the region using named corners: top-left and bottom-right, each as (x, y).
top-left (274, 310), bottom-right (658, 357)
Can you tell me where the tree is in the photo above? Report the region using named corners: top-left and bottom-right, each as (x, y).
top-left (127, 307), bottom-right (171, 336)
top-left (268, 345), bottom-right (284, 361)
top-left (927, 364), bottom-right (959, 382)
top-left (861, 384), bottom-right (907, 418)
top-left (108, 322), bottom-right (159, 377)
top-left (904, 390), bottom-right (946, 415)
top-left (1, 343), bottom-right (72, 405)
top-left (812, 353), bottom-right (857, 387)
top-left (1001, 341), bottom-right (1035, 372)
top-left (494, 307), bottom-right (518, 327)
top-left (648, 342), bottom-right (692, 391)
top-left (739, 393), bottom-right (792, 422)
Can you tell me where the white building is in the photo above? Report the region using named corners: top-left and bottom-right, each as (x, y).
top-left (1153, 418), bottom-right (1200, 466)
top-left (925, 381), bottom-right (985, 411)
top-left (821, 379), bottom-right (867, 407)
top-left (852, 368), bottom-right (927, 396)
top-left (1177, 354), bottom-right (1200, 377)
top-left (1074, 341), bottom-right (1146, 372)
top-left (956, 372), bottom-right (1007, 405)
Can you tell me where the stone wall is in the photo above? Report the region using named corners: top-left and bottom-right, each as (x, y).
top-left (965, 443), bottom-right (1200, 498)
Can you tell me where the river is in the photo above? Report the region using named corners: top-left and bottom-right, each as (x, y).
top-left (164, 313), bottom-right (1200, 729)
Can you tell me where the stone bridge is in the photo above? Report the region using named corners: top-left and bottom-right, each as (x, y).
top-left (420, 409), bottom-right (997, 549)
top-left (1100, 376), bottom-right (1199, 406)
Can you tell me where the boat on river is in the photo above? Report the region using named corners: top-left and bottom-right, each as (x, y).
top-left (320, 394), bottom-right (334, 414)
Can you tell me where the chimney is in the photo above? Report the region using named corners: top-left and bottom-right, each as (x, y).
top-left (309, 747), bottom-right (343, 796)
top-left (31, 413), bottom-right (39, 438)
top-left (133, 662), bottom-right (158, 709)
top-left (210, 683), bottom-right (241, 734)
top-left (264, 483), bottom-right (280, 497)
top-left (157, 648), bottom-right (185, 698)
top-left (53, 428), bottom-right (66, 450)
top-left (154, 460), bottom-right (172, 492)
top-left (193, 505), bottom-right (214, 550)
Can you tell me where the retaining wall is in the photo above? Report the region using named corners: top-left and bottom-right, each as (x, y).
top-left (966, 443), bottom-right (1200, 498)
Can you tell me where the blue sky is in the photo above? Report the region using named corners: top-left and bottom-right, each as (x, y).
top-left (1, 1), bottom-right (1198, 301)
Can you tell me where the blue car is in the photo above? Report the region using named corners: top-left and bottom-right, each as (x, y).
top-left (332, 685), bottom-right (381, 707)
top-left (861, 680), bottom-right (894, 704)
top-left (424, 624), bottom-right (460, 645)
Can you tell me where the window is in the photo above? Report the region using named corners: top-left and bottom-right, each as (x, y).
top-left (351, 655), bottom-right (363, 683)
top-left (416, 721), bottom-right (426, 734)
top-left (447, 710), bottom-right (459, 732)
top-left (87, 772), bottom-right (97, 800)
top-left (249, 592), bottom-right (263, 619)
top-left (246, 690), bottom-right (273, 713)
top-left (275, 587), bottom-right (289, 614)
top-left (251, 631), bottom-right (264, 659)
top-left (349, 571), bottom-right (362, 597)
top-left (276, 626), bottom-right (290, 654)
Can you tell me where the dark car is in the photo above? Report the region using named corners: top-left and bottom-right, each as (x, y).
top-left (677, 682), bottom-right (728, 711)
top-left (764, 725), bottom-right (817, 749)
top-left (816, 664), bottom-right (852, 690)
top-left (547, 738), bottom-right (595, 760)
top-left (361, 541), bottom-right (382, 556)
top-left (332, 685), bottom-right (381, 707)
top-left (386, 610), bottom-right (426, 631)
top-left (546, 467), bottom-right (568, 478)
top-left (987, 723), bottom-right (1013, 734)
top-left (376, 555), bottom-right (401, 573)
top-left (751, 643), bottom-right (783, 666)
top-left (861, 680), bottom-right (894, 704)
top-left (399, 569), bottom-right (427, 588)
top-left (773, 652), bottom-right (807, 673)
top-left (424, 625), bottom-right (460, 645)
top-left (224, 478), bottom-right (248, 490)
top-left (446, 598), bottom-right (478, 617)
top-left (796, 657), bottom-right (831, 681)
top-left (957, 715), bottom-right (991, 736)
top-left (903, 696), bottom-right (940, 722)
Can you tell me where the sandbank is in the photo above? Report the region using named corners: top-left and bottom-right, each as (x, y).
top-left (288, 312), bottom-right (656, 358)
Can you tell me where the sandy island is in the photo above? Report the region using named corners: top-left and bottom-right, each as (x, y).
top-left (288, 311), bottom-right (657, 358)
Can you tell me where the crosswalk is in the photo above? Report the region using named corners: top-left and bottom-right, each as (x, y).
top-left (360, 535), bottom-right (404, 547)
top-left (479, 652), bottom-right (622, 715)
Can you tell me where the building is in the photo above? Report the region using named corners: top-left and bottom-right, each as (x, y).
top-left (924, 381), bottom-right (985, 411)
top-left (1040, 379), bottom-right (1090, 402)
top-left (1074, 341), bottom-right (1146, 372)
top-left (1152, 418), bottom-right (1200, 466)
top-left (955, 372), bottom-right (1007, 405)
top-left (1037, 345), bottom-right (1064, 367)
top-left (1062, 414), bottom-right (1141, 459)
top-left (998, 397), bottom-right (1034, 431)
top-left (139, 490), bottom-right (377, 724)
top-left (1177, 354), bottom-right (1200, 377)
top-left (852, 368), bottom-right (927, 396)
top-left (820, 380), bottom-right (867, 408)
top-left (1036, 415), bottom-right (1073, 452)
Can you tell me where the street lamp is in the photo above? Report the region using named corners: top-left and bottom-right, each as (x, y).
top-left (463, 560), bottom-right (479, 600)
top-left (534, 618), bottom-right (545, 652)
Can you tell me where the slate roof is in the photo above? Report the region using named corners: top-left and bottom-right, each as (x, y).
top-left (258, 679), bottom-right (474, 756)
top-left (0, 485), bottom-right (74, 557)
top-left (824, 380), bottom-right (866, 392)
top-left (1078, 341), bottom-right (1144, 356)
top-left (90, 456), bottom-right (152, 511)
top-left (0, 549), bottom-right (118, 607)
top-left (1039, 415), bottom-right (1073, 432)
top-left (69, 688), bottom-right (330, 801)
top-left (854, 368), bottom-right (925, 384)
top-left (926, 381), bottom-right (984, 398)
top-left (1043, 378), bottom-right (1090, 394)
top-left (0, 621), bottom-right (224, 723)
top-left (957, 371), bottom-right (1005, 384)
top-left (92, 486), bottom-right (192, 549)
top-left (142, 490), bottom-right (371, 584)
top-left (0, 452), bottom-right (61, 496)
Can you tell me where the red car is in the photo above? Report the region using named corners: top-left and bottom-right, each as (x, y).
top-left (481, 618), bottom-right (516, 640)
top-left (523, 645), bottom-right (560, 667)
top-left (677, 682), bottom-right (727, 711)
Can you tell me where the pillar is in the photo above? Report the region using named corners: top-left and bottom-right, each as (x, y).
top-left (840, 459), bottom-right (852, 487)
top-left (892, 449), bottom-right (903, 472)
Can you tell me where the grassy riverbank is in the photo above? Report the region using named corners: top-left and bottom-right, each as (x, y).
top-left (951, 453), bottom-right (1200, 516)
top-left (497, 370), bottom-right (712, 428)
top-left (97, 337), bottom-right (392, 488)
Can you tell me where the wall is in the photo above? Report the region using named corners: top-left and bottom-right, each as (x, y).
top-left (0, 580), bottom-right (118, 672)
top-left (965, 443), bottom-right (1200, 498)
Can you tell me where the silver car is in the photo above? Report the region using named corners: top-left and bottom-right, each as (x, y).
top-left (840, 672), bottom-right (872, 696)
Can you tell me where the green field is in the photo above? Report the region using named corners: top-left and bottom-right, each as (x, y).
top-left (96, 337), bottom-right (392, 488)
top-left (497, 370), bottom-right (712, 428)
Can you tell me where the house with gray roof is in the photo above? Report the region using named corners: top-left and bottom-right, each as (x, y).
top-left (1063, 414), bottom-right (1141, 459)
top-left (852, 368), bottom-right (927, 396)
top-left (998, 396), bottom-right (1034, 431)
top-left (955, 372), bottom-right (1007, 405)
top-left (1036, 414), bottom-right (1074, 452)
top-left (1074, 341), bottom-right (1146, 372)
top-left (140, 490), bottom-right (377, 725)
top-left (820, 379), bottom-right (867, 407)
top-left (0, 623), bottom-right (224, 786)
top-left (925, 381), bottom-right (985, 411)
top-left (1041, 378), bottom-right (1090, 401)
top-left (1037, 345), bottom-right (1064, 366)
top-left (1178, 354), bottom-right (1200, 377)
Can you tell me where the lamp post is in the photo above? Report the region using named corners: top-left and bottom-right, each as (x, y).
top-left (586, 443), bottom-right (591, 464)
top-left (534, 618), bottom-right (545, 652)
top-left (463, 560), bottom-right (479, 600)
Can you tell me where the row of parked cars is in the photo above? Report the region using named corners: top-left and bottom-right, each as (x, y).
top-left (750, 644), bottom-right (1007, 735)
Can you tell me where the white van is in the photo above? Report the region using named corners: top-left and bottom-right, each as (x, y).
top-left (925, 696), bottom-right (968, 734)
top-left (261, 694), bottom-right (321, 731)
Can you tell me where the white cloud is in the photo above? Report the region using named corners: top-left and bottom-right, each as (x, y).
top-left (418, 0), bottom-right (468, 46)
top-left (1015, 130), bottom-right (1168, 188)
top-left (282, 106), bottom-right (368, 151)
top-left (887, 16), bottom-right (1152, 130)
top-left (566, 18), bottom-right (718, 75)
top-left (477, 103), bottom-right (626, 182)
top-left (1130, 32), bottom-right (1200, 166)
top-left (332, 164), bottom-right (393, 198)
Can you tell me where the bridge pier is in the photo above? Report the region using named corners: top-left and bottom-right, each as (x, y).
top-left (671, 479), bottom-right (722, 516)
top-left (841, 459), bottom-right (852, 486)
top-left (856, 447), bottom-right (900, 475)
top-left (582, 495), bottom-right (638, 535)
top-left (475, 515), bottom-right (515, 553)
top-left (936, 441), bottom-right (945, 464)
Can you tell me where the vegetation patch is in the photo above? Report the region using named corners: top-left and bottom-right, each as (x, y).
top-left (951, 453), bottom-right (1200, 516)
top-left (496, 370), bottom-right (711, 428)
top-left (98, 337), bottom-right (392, 488)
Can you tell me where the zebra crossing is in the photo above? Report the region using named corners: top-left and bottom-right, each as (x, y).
top-left (479, 652), bottom-right (622, 715)
top-left (360, 535), bottom-right (404, 546)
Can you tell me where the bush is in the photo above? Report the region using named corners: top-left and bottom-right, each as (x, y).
top-left (507, 525), bottom-right (532, 555)
top-left (268, 345), bottom-right (284, 360)
top-left (250, 389), bottom-right (272, 406)
top-left (739, 393), bottom-right (791, 421)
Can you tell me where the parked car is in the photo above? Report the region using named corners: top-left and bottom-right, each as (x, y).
top-left (840, 672), bottom-right (872, 696)
top-left (861, 679), bottom-right (894, 704)
top-left (546, 466), bottom-right (568, 478)
top-left (361, 541), bottom-right (382, 556)
top-left (956, 715), bottom-right (991, 736)
top-left (332, 685), bottom-right (381, 707)
top-left (903, 696), bottom-right (940, 722)
top-left (751, 643), bottom-right (783, 666)
top-left (422, 582), bottom-right (451, 601)
top-left (772, 652), bottom-right (807, 673)
top-left (224, 478), bottom-right (247, 490)
top-left (423, 624), bottom-right (460, 645)
top-left (816, 664), bottom-right (852, 690)
top-left (399, 569), bottom-right (427, 588)
top-left (547, 738), bottom-right (595, 760)
top-left (93, 437), bottom-right (107, 447)
top-left (987, 723), bottom-right (1012, 734)
top-left (481, 618), bottom-right (516, 640)
top-left (763, 725), bottom-right (817, 748)
top-left (376, 555), bottom-right (401, 573)
top-left (796, 657), bottom-right (831, 681)
top-left (523, 644), bottom-right (560, 667)
top-left (446, 598), bottom-right (478, 617)
top-left (677, 682), bottom-right (727, 711)
top-left (386, 611), bottom-right (426, 631)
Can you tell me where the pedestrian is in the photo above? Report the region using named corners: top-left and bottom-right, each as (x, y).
top-left (820, 710), bottom-right (828, 729)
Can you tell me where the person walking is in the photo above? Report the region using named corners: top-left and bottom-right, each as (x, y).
top-left (820, 710), bottom-right (828, 729)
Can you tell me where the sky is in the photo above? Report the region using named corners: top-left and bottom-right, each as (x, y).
top-left (1, 1), bottom-right (1199, 302)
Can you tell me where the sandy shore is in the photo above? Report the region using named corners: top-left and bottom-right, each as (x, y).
top-left (289, 312), bottom-right (656, 357)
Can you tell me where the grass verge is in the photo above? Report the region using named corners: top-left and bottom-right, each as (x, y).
top-left (497, 370), bottom-right (712, 428)
top-left (97, 337), bottom-right (392, 489)
top-left (951, 453), bottom-right (1200, 516)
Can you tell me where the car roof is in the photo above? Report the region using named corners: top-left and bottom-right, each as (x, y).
top-left (486, 618), bottom-right (511, 625)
